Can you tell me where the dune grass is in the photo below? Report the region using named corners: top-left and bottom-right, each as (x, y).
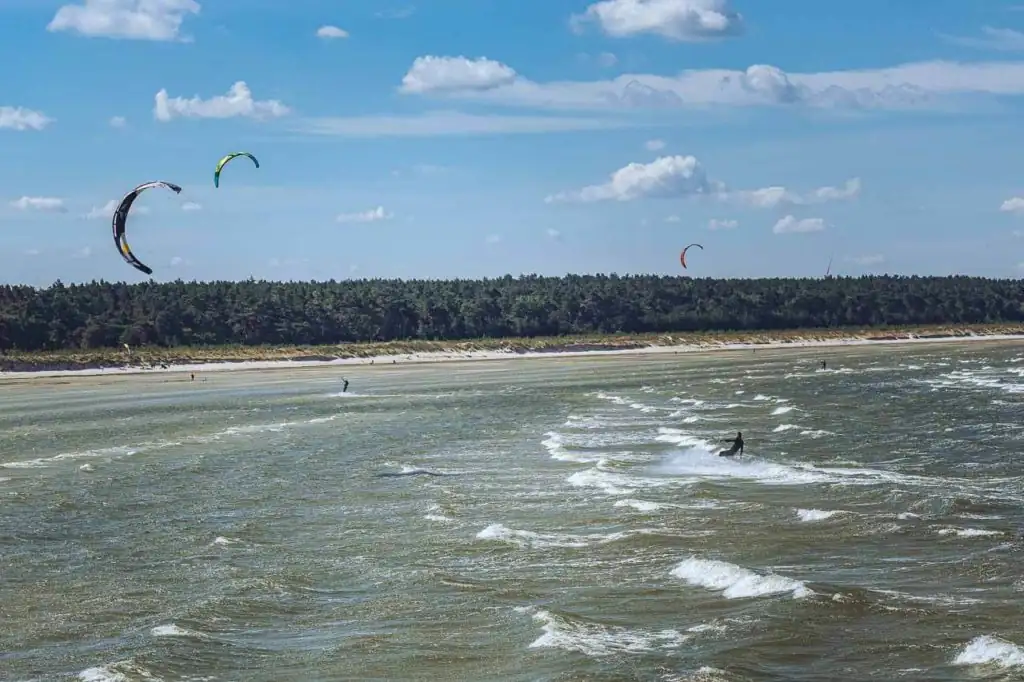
top-left (1, 323), bottom-right (1023, 373)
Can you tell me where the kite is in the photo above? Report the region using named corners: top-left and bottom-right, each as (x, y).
top-left (680, 243), bottom-right (704, 270)
top-left (214, 152), bottom-right (260, 188)
top-left (111, 181), bottom-right (182, 276)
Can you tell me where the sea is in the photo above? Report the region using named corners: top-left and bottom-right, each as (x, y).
top-left (2, 341), bottom-right (1024, 682)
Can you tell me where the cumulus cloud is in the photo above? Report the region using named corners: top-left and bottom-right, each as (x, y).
top-left (849, 254), bottom-right (884, 265)
top-left (181, 201), bottom-right (201, 211)
top-left (485, 234), bottom-right (501, 244)
top-left (545, 154), bottom-right (858, 210)
top-left (941, 26), bottom-right (1024, 52)
top-left (645, 138), bottom-right (665, 150)
top-left (773, 215), bottom-right (825, 234)
top-left (545, 155), bottom-right (718, 203)
top-left (85, 199), bottom-right (149, 219)
top-left (10, 196), bottom-right (66, 212)
top-left (0, 106), bottom-right (52, 131)
top-left (708, 218), bottom-right (737, 230)
top-left (396, 55), bottom-right (1024, 112)
top-left (570, 0), bottom-right (743, 41)
top-left (154, 81), bottom-right (290, 122)
top-left (337, 206), bottom-right (392, 223)
top-left (546, 228), bottom-right (562, 240)
top-left (47, 0), bottom-right (200, 41)
top-left (317, 25), bottom-right (349, 39)
top-left (400, 56), bottom-right (518, 94)
top-left (732, 177), bottom-right (861, 208)
top-left (109, 115), bottom-right (126, 128)
top-left (1000, 196), bottom-right (1024, 214)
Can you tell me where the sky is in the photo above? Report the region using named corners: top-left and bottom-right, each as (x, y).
top-left (3, 0), bottom-right (1024, 285)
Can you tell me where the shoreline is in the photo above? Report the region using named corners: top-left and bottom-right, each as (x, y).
top-left (1, 324), bottom-right (1023, 380)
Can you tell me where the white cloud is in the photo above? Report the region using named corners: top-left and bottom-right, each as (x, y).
top-left (47, 0), bottom-right (200, 41)
top-left (75, 246), bottom-right (92, 259)
top-left (397, 56), bottom-right (1024, 112)
top-left (545, 155), bottom-right (716, 203)
top-left (849, 254), bottom-right (884, 265)
top-left (665, 214), bottom-right (681, 222)
top-left (317, 25), bottom-right (348, 39)
top-left (597, 52), bottom-right (618, 67)
top-left (292, 110), bottom-right (630, 137)
top-left (486, 234), bottom-right (501, 244)
top-left (941, 26), bottom-right (1024, 52)
top-left (708, 218), bottom-right (737, 230)
top-left (773, 215), bottom-right (825, 234)
top-left (544, 153), bottom-right (860, 211)
top-left (181, 201), bottom-right (201, 211)
top-left (154, 81), bottom-right (290, 122)
top-left (0, 106), bottom-right (52, 131)
top-left (733, 177), bottom-right (861, 208)
top-left (645, 138), bottom-right (665, 150)
top-left (170, 256), bottom-right (183, 266)
top-left (25, 249), bottom-right (41, 257)
top-left (400, 56), bottom-right (518, 94)
top-left (109, 115), bottom-right (126, 128)
top-left (10, 196), bottom-right (66, 212)
top-left (1001, 196), bottom-right (1024, 214)
top-left (570, 0), bottom-right (743, 41)
top-left (546, 228), bottom-right (562, 240)
top-left (337, 206), bottom-right (392, 223)
top-left (85, 199), bottom-right (149, 219)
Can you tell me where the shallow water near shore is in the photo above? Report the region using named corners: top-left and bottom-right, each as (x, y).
top-left (2, 341), bottom-right (1024, 681)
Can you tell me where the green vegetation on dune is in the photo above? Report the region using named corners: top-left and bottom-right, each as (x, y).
top-left (1, 274), bottom-right (1023, 370)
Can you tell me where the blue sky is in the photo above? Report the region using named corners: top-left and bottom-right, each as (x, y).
top-left (3, 0), bottom-right (1024, 285)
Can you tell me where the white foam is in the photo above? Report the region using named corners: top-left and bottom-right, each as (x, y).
top-left (526, 609), bottom-right (688, 657)
top-left (424, 503), bottom-right (454, 522)
top-left (771, 406), bottom-right (794, 415)
top-left (773, 424), bottom-right (800, 433)
top-left (937, 527), bottom-right (1003, 538)
top-left (151, 623), bottom-right (205, 638)
top-left (953, 635), bottom-right (1024, 668)
top-left (796, 508), bottom-right (844, 522)
top-left (671, 556), bottom-right (812, 599)
top-left (613, 498), bottom-right (665, 512)
top-left (476, 523), bottom-right (637, 549)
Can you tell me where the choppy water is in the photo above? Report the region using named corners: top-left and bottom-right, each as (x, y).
top-left (3, 342), bottom-right (1024, 681)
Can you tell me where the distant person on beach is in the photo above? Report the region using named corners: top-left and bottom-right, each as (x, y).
top-left (190, 373), bottom-right (195, 382)
top-left (718, 432), bottom-right (744, 457)
top-left (342, 378), bottom-right (349, 393)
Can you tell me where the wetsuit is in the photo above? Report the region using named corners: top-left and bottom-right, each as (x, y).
top-left (342, 379), bottom-right (349, 393)
top-left (719, 434), bottom-right (744, 457)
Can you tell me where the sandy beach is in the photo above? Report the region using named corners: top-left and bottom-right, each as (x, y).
top-left (2, 325), bottom-right (1023, 382)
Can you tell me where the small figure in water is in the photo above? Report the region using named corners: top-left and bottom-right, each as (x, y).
top-left (190, 372), bottom-right (195, 382)
top-left (718, 432), bottom-right (744, 457)
top-left (821, 360), bottom-right (827, 370)
top-left (342, 378), bottom-right (349, 393)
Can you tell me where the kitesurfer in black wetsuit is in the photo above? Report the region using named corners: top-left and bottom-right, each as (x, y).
top-left (719, 432), bottom-right (744, 457)
top-left (342, 378), bottom-right (349, 393)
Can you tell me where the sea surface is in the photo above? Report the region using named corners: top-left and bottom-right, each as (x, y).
top-left (2, 341), bottom-right (1024, 681)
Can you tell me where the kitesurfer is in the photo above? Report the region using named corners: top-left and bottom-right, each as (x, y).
top-left (342, 378), bottom-right (349, 393)
top-left (821, 360), bottom-right (827, 370)
top-left (718, 432), bottom-right (744, 457)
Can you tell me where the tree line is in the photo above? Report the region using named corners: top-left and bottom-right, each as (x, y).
top-left (0, 274), bottom-right (1022, 351)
